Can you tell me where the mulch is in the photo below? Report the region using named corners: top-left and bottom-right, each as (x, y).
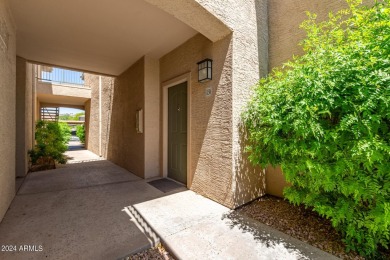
top-left (29, 164), bottom-right (56, 172)
top-left (237, 195), bottom-right (389, 260)
top-left (126, 244), bottom-right (174, 260)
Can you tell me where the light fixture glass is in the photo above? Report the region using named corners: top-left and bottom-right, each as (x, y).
top-left (197, 59), bottom-right (212, 82)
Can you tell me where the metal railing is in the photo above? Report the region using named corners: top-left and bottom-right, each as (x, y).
top-left (37, 66), bottom-right (87, 87)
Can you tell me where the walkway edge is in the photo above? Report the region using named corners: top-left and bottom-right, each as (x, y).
top-left (130, 191), bottom-right (340, 260)
top-left (123, 205), bottom-right (183, 259)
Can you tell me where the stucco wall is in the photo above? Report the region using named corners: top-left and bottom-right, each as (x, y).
top-left (84, 74), bottom-right (113, 157)
top-left (0, 0), bottom-right (16, 222)
top-left (15, 57), bottom-right (33, 177)
top-left (201, 0), bottom-right (268, 208)
top-left (107, 58), bottom-right (145, 177)
top-left (159, 0), bottom-right (268, 208)
top-left (144, 56), bottom-right (160, 179)
top-left (160, 34), bottom-right (235, 206)
top-left (85, 57), bottom-right (159, 179)
top-left (268, 0), bottom-right (350, 69)
top-left (84, 99), bottom-right (91, 149)
top-left (26, 63), bottom-right (33, 169)
top-left (36, 82), bottom-right (91, 99)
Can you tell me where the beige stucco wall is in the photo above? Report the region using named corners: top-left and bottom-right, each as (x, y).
top-left (195, 0), bottom-right (268, 208)
top-left (160, 33), bottom-right (234, 206)
top-left (84, 74), bottom-right (113, 157)
top-left (85, 57), bottom-right (159, 179)
top-left (159, 0), bottom-right (268, 208)
top-left (144, 56), bottom-right (160, 179)
top-left (36, 82), bottom-right (91, 99)
top-left (35, 98), bottom-right (41, 121)
top-left (265, 166), bottom-right (288, 197)
top-left (15, 57), bottom-right (34, 177)
top-left (106, 58), bottom-right (145, 177)
top-left (143, 0), bottom-right (231, 42)
top-left (84, 99), bottom-right (91, 149)
top-left (226, 0), bottom-right (268, 207)
top-left (268, 0), bottom-right (350, 69)
top-left (0, 0), bottom-right (16, 222)
top-left (26, 63), bottom-right (33, 164)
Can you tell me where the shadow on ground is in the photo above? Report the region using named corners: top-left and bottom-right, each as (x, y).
top-left (0, 158), bottom-right (187, 260)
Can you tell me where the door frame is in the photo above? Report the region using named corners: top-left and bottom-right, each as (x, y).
top-left (162, 72), bottom-right (192, 187)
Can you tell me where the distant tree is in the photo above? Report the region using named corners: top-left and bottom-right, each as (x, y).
top-left (59, 112), bottom-right (85, 121)
top-left (59, 114), bottom-right (71, 120)
top-left (73, 112), bottom-right (85, 121)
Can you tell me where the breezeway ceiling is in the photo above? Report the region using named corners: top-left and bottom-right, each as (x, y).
top-left (10, 0), bottom-right (198, 75)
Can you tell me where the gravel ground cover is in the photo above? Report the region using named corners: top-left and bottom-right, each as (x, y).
top-left (237, 195), bottom-right (389, 260)
top-left (127, 244), bottom-right (174, 260)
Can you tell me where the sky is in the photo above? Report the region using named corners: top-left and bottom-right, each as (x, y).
top-left (59, 107), bottom-right (84, 115)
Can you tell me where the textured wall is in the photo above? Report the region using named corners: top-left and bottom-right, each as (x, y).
top-left (84, 74), bottom-right (113, 158)
top-left (144, 56), bottom-right (160, 179)
top-left (15, 57), bottom-right (33, 177)
top-left (84, 99), bottom-right (91, 149)
top-left (143, 0), bottom-right (231, 42)
top-left (36, 82), bottom-right (91, 99)
top-left (268, 0), bottom-right (349, 69)
top-left (198, 0), bottom-right (268, 207)
top-left (159, 0), bottom-right (268, 208)
top-left (85, 57), bottom-right (158, 179)
top-left (25, 63), bottom-right (33, 169)
top-left (160, 33), bottom-right (235, 207)
top-left (107, 58), bottom-right (145, 177)
top-left (83, 75), bottom-right (97, 154)
top-left (0, 0), bottom-right (16, 221)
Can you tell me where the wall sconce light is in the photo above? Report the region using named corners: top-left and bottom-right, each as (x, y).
top-left (197, 59), bottom-right (212, 83)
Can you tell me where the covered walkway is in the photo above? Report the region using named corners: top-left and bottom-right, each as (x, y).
top-left (0, 158), bottom-right (185, 259)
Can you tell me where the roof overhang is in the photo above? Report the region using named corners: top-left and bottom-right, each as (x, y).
top-left (10, 0), bottom-right (201, 75)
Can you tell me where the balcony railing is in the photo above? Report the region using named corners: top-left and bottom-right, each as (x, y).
top-left (37, 66), bottom-right (87, 87)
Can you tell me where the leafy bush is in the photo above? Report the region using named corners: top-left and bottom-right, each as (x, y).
top-left (76, 124), bottom-right (85, 143)
top-left (243, 0), bottom-right (389, 256)
top-left (28, 120), bottom-right (69, 168)
top-left (59, 122), bottom-right (71, 143)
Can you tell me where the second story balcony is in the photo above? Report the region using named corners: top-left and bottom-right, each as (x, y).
top-left (38, 66), bottom-right (87, 87)
top-left (36, 65), bottom-right (91, 108)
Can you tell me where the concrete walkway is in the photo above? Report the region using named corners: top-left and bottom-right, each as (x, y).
top-left (0, 158), bottom-right (184, 260)
top-left (65, 141), bottom-right (102, 163)
top-left (128, 191), bottom-right (339, 260)
top-left (1, 148), bottom-right (338, 259)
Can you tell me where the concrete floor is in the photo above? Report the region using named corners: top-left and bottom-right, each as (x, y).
top-left (2, 148), bottom-right (337, 259)
top-left (65, 141), bottom-right (102, 163)
top-left (0, 153), bottom-right (184, 260)
top-left (131, 191), bottom-right (339, 260)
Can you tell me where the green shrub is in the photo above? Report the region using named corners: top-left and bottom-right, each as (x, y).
top-left (58, 122), bottom-right (71, 143)
top-left (76, 124), bottom-right (85, 143)
top-left (28, 120), bottom-right (68, 168)
top-left (243, 0), bottom-right (389, 256)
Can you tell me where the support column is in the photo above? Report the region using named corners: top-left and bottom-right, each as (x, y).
top-left (15, 57), bottom-right (33, 177)
top-left (144, 56), bottom-right (160, 179)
